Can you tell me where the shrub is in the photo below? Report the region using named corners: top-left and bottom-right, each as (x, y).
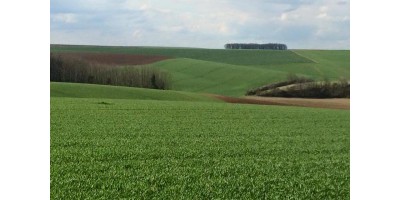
top-left (246, 73), bottom-right (313, 95)
top-left (257, 81), bottom-right (350, 98)
top-left (246, 73), bottom-right (350, 98)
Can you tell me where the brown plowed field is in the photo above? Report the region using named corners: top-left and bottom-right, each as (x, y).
top-left (54, 52), bottom-right (171, 65)
top-left (209, 94), bottom-right (350, 110)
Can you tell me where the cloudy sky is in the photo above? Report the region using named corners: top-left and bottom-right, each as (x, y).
top-left (50, 0), bottom-right (349, 49)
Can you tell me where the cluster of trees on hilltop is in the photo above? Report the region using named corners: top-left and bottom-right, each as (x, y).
top-left (224, 43), bottom-right (288, 50)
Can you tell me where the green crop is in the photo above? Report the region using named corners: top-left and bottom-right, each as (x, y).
top-left (51, 82), bottom-right (219, 102)
top-left (51, 97), bottom-right (349, 199)
top-left (150, 50), bottom-right (349, 96)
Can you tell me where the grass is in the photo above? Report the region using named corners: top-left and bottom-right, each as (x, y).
top-left (150, 52), bottom-right (349, 96)
top-left (51, 97), bottom-right (349, 199)
top-left (151, 58), bottom-right (289, 96)
top-left (51, 45), bottom-right (350, 97)
top-left (51, 82), bottom-right (218, 102)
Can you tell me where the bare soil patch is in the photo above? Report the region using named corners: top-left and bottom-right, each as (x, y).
top-left (209, 94), bottom-right (349, 110)
top-left (55, 52), bottom-right (171, 65)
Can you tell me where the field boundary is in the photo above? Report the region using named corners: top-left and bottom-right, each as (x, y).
top-left (207, 94), bottom-right (350, 110)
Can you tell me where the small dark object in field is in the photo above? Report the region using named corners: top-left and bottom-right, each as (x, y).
top-left (97, 101), bottom-right (113, 105)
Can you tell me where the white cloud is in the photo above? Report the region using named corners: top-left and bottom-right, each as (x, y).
top-left (51, 0), bottom-right (349, 49)
top-left (51, 13), bottom-right (77, 24)
top-left (317, 12), bottom-right (328, 19)
top-left (132, 30), bottom-right (142, 39)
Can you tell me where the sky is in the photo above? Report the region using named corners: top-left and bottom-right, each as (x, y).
top-left (50, 0), bottom-right (350, 49)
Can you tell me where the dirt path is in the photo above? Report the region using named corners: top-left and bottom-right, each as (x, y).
top-left (208, 94), bottom-right (350, 110)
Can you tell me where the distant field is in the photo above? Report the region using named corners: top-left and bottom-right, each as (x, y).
top-left (51, 45), bottom-right (313, 66)
top-left (51, 82), bottom-right (218, 102)
top-left (151, 58), bottom-right (288, 96)
top-left (52, 52), bottom-right (171, 65)
top-left (51, 45), bottom-right (350, 96)
top-left (51, 97), bottom-right (350, 199)
top-left (150, 50), bottom-right (349, 96)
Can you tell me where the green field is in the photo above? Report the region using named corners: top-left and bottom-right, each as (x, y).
top-left (51, 82), bottom-right (218, 102)
top-left (51, 96), bottom-right (349, 199)
top-left (50, 45), bottom-right (312, 66)
top-left (150, 50), bottom-right (349, 96)
top-left (51, 45), bottom-right (350, 96)
top-left (51, 45), bottom-right (350, 199)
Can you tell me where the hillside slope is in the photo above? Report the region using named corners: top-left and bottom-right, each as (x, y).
top-left (151, 58), bottom-right (288, 96)
top-left (51, 82), bottom-right (219, 102)
top-left (150, 50), bottom-right (349, 96)
top-left (51, 45), bottom-right (349, 97)
top-left (51, 45), bottom-right (313, 66)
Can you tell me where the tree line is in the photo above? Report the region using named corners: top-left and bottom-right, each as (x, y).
top-left (224, 43), bottom-right (288, 50)
top-left (50, 53), bottom-right (170, 90)
top-left (246, 74), bottom-right (349, 98)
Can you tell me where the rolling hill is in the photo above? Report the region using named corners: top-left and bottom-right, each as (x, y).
top-left (51, 45), bottom-right (312, 66)
top-left (51, 82), bottom-right (218, 102)
top-left (50, 45), bottom-right (350, 96)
